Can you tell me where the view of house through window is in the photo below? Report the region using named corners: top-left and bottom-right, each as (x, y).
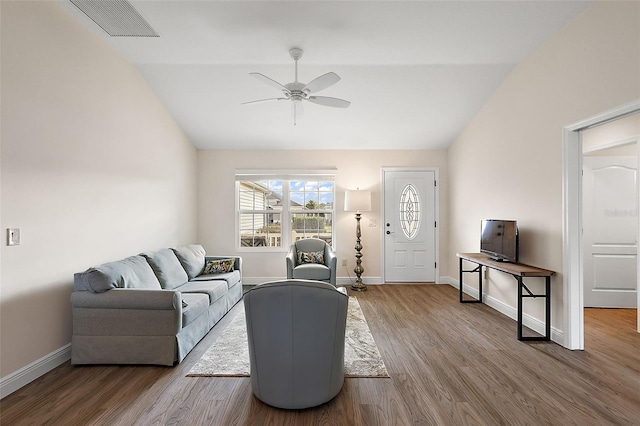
top-left (237, 175), bottom-right (335, 249)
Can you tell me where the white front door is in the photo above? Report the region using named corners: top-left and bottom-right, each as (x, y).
top-left (583, 156), bottom-right (638, 308)
top-left (383, 169), bottom-right (436, 282)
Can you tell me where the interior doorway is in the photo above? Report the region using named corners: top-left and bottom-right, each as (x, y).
top-left (582, 121), bottom-right (638, 308)
top-left (563, 101), bottom-right (640, 350)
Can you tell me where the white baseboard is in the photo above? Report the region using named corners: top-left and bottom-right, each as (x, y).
top-left (243, 276), bottom-right (284, 285)
top-left (1, 343), bottom-right (71, 399)
top-left (243, 276), bottom-right (383, 286)
top-left (336, 276), bottom-right (382, 286)
top-left (441, 275), bottom-right (563, 343)
top-left (439, 275), bottom-right (457, 287)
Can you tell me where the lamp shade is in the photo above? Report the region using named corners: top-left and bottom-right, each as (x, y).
top-left (344, 190), bottom-right (371, 212)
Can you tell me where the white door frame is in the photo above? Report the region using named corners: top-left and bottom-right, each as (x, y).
top-left (562, 99), bottom-right (640, 350)
top-left (381, 167), bottom-right (440, 284)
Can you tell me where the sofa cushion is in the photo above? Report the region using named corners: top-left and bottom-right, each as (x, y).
top-left (180, 293), bottom-right (209, 327)
top-left (75, 256), bottom-right (161, 293)
top-left (172, 244), bottom-right (206, 280)
top-left (141, 249), bottom-right (189, 290)
top-left (292, 264), bottom-right (330, 281)
top-left (190, 270), bottom-right (241, 289)
top-left (178, 280), bottom-right (228, 305)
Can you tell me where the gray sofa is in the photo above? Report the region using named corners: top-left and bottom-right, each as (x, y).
top-left (71, 244), bottom-right (242, 366)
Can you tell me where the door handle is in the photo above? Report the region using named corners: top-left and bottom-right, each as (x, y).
top-left (386, 230), bottom-right (394, 235)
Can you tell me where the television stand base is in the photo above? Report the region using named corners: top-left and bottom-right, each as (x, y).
top-left (457, 253), bottom-right (555, 341)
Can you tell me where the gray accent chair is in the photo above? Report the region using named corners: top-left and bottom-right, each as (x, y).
top-left (286, 238), bottom-right (337, 285)
top-left (244, 280), bottom-right (349, 409)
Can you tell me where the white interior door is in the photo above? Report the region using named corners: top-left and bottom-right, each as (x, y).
top-left (383, 169), bottom-right (436, 282)
top-left (583, 156), bottom-right (638, 308)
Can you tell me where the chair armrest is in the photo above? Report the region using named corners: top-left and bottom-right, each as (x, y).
top-left (71, 288), bottom-right (180, 310)
top-left (325, 249), bottom-right (337, 268)
top-left (286, 249), bottom-right (296, 279)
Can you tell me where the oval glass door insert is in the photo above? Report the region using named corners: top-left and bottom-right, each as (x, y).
top-left (400, 184), bottom-right (421, 240)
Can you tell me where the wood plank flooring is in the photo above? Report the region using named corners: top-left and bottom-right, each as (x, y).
top-left (1, 285), bottom-right (639, 425)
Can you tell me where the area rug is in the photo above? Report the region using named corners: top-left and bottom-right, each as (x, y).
top-left (187, 297), bottom-right (389, 378)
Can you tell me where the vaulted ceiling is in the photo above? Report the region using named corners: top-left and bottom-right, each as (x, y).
top-left (63, 0), bottom-right (594, 150)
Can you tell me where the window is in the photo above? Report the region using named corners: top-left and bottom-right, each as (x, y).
top-left (399, 183), bottom-right (421, 240)
top-left (236, 172), bottom-right (335, 250)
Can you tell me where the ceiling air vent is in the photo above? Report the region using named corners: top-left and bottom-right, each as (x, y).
top-left (70, 0), bottom-right (159, 37)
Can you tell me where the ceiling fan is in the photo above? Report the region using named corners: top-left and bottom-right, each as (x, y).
top-left (243, 47), bottom-right (351, 125)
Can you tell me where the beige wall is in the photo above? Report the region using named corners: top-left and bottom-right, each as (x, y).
top-left (198, 150), bottom-right (448, 283)
top-left (0, 1), bottom-right (197, 378)
top-left (447, 1), bottom-right (640, 332)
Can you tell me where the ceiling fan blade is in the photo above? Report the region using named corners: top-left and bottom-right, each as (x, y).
top-left (250, 73), bottom-right (291, 94)
top-left (303, 72), bottom-right (341, 94)
top-left (307, 96), bottom-right (351, 108)
top-left (241, 97), bottom-right (286, 105)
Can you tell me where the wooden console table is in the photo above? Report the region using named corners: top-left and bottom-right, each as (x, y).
top-left (457, 253), bottom-right (555, 341)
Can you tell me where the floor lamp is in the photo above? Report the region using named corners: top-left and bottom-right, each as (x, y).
top-left (344, 189), bottom-right (372, 292)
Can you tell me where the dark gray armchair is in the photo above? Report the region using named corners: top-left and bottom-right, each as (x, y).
top-left (286, 238), bottom-right (337, 285)
top-left (243, 279), bottom-right (349, 409)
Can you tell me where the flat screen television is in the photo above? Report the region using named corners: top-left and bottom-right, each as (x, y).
top-left (480, 219), bottom-right (519, 262)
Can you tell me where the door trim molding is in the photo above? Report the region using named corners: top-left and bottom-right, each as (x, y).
top-left (381, 167), bottom-right (440, 283)
top-left (562, 99), bottom-right (640, 350)
top-left (582, 136), bottom-right (638, 154)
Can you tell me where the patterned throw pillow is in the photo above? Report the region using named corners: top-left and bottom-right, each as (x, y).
top-left (297, 250), bottom-right (325, 265)
top-left (203, 258), bottom-right (235, 274)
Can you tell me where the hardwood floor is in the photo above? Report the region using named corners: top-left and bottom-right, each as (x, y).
top-left (1, 285), bottom-right (638, 425)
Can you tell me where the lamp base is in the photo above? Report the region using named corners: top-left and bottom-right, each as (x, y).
top-left (351, 282), bottom-right (367, 292)
top-left (351, 212), bottom-right (367, 292)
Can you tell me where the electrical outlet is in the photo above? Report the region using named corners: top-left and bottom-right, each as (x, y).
top-left (7, 228), bottom-right (20, 246)
top-left (342, 259), bottom-right (348, 266)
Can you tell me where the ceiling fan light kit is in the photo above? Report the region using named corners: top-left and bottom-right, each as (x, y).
top-left (243, 47), bottom-right (351, 125)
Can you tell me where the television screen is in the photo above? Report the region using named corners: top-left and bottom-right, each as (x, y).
top-left (480, 219), bottom-right (518, 262)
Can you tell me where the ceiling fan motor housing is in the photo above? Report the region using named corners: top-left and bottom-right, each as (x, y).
top-left (289, 47), bottom-right (303, 61)
top-left (284, 82), bottom-right (308, 100)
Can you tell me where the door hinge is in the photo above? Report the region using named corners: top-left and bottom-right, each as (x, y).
top-left (434, 180), bottom-right (437, 187)
top-left (434, 221), bottom-right (437, 227)
top-left (435, 262), bottom-right (437, 268)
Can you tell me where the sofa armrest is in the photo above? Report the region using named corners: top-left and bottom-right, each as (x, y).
top-left (71, 289), bottom-right (183, 337)
top-left (205, 256), bottom-right (242, 278)
top-left (71, 288), bottom-right (180, 310)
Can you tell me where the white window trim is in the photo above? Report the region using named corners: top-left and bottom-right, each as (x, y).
top-left (235, 169), bottom-right (337, 252)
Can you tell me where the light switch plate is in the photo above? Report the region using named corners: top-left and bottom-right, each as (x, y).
top-left (7, 228), bottom-right (20, 246)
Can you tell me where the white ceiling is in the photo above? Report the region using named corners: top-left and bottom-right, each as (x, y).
top-left (63, 0), bottom-right (594, 150)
